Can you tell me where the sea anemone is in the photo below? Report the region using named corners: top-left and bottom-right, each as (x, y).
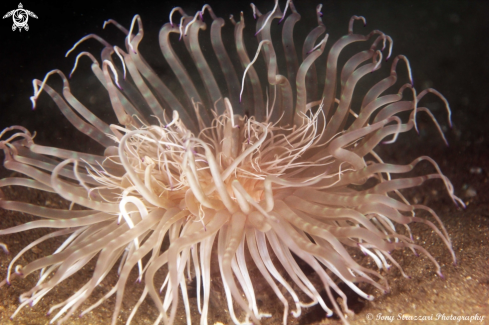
top-left (0, 1), bottom-right (463, 324)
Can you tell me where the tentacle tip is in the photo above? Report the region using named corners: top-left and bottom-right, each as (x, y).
top-left (319, 12), bottom-right (323, 17)
top-left (30, 97), bottom-right (37, 109)
top-left (438, 272), bottom-right (445, 279)
top-left (6, 281), bottom-right (10, 286)
top-left (453, 199), bottom-right (464, 210)
top-left (453, 261), bottom-right (457, 266)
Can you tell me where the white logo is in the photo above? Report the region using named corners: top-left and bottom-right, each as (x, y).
top-left (2, 3), bottom-right (37, 32)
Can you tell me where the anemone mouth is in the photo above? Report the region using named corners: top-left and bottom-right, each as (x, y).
top-left (0, 1), bottom-right (463, 325)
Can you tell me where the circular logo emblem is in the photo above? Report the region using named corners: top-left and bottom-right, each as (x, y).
top-left (2, 3), bottom-right (38, 32)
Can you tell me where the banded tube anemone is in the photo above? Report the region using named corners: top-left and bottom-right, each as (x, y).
top-left (0, 1), bottom-right (464, 324)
